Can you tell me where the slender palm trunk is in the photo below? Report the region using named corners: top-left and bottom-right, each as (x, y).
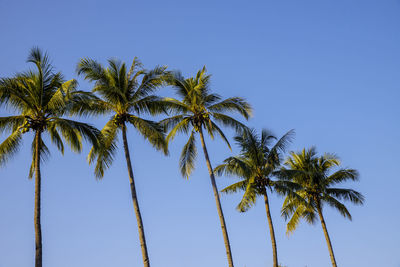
top-left (316, 204), bottom-right (337, 267)
top-left (34, 130), bottom-right (42, 267)
top-left (121, 123), bottom-right (150, 267)
top-left (198, 128), bottom-right (234, 267)
top-left (263, 189), bottom-right (278, 267)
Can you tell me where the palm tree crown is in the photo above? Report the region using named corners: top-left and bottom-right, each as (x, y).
top-left (281, 147), bottom-right (364, 233)
top-left (215, 128), bottom-right (296, 211)
top-left (77, 57), bottom-right (170, 177)
top-left (0, 47), bottom-right (101, 174)
top-left (162, 66), bottom-right (252, 178)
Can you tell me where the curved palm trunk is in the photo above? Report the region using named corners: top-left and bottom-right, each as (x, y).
top-left (121, 123), bottom-right (150, 267)
top-left (316, 204), bottom-right (337, 267)
top-left (263, 189), bottom-right (278, 267)
top-left (198, 128), bottom-right (234, 267)
top-left (34, 131), bottom-right (42, 267)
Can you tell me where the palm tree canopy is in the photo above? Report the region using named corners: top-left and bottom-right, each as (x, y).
top-left (281, 147), bottom-right (365, 234)
top-left (215, 128), bottom-right (297, 212)
top-left (77, 57), bottom-right (171, 177)
top-left (160, 66), bottom-right (252, 178)
top-left (0, 47), bottom-right (101, 177)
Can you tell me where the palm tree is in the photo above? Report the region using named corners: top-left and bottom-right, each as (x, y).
top-left (0, 48), bottom-right (101, 267)
top-left (161, 67), bottom-right (252, 267)
top-left (281, 147), bottom-right (364, 267)
top-left (77, 57), bottom-right (170, 267)
top-left (214, 128), bottom-right (296, 267)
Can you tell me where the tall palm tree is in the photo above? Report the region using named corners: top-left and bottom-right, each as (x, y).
top-left (161, 67), bottom-right (252, 267)
top-left (281, 147), bottom-right (364, 267)
top-left (214, 128), bottom-right (296, 267)
top-left (0, 48), bottom-right (101, 267)
top-left (77, 57), bottom-right (170, 267)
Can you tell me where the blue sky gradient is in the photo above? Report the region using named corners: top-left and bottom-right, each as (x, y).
top-left (0, 0), bottom-right (399, 266)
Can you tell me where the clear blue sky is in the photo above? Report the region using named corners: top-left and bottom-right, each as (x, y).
top-left (0, 0), bottom-right (399, 266)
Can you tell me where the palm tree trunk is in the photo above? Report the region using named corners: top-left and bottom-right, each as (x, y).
top-left (198, 128), bottom-right (234, 267)
top-left (121, 123), bottom-right (150, 267)
top-left (263, 189), bottom-right (278, 267)
top-left (316, 204), bottom-right (337, 267)
top-left (34, 130), bottom-right (42, 267)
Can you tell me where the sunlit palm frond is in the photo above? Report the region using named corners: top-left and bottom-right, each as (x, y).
top-left (212, 112), bottom-right (248, 133)
top-left (180, 130), bottom-right (197, 178)
top-left (126, 115), bottom-right (167, 154)
top-left (208, 97), bottom-right (252, 119)
top-left (0, 129), bottom-right (23, 166)
top-left (88, 119), bottom-right (119, 178)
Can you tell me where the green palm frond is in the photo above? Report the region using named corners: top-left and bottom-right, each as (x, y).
top-left (161, 97), bottom-right (192, 114)
top-left (221, 180), bottom-right (248, 194)
top-left (212, 112), bottom-right (248, 133)
top-left (50, 118), bottom-right (101, 153)
top-left (126, 115), bottom-right (167, 154)
top-left (133, 65), bottom-right (168, 99)
top-left (180, 130), bottom-right (197, 178)
top-left (131, 95), bottom-right (168, 115)
top-left (237, 176), bottom-right (257, 212)
top-left (208, 120), bottom-right (231, 150)
top-left (0, 129), bottom-right (23, 166)
top-left (214, 156), bottom-right (251, 179)
top-left (165, 117), bottom-right (191, 143)
top-left (88, 119), bottom-right (119, 178)
top-left (325, 188), bottom-right (364, 204)
top-left (47, 122), bottom-right (64, 154)
top-left (322, 195), bottom-right (352, 219)
top-left (45, 79), bottom-right (77, 114)
top-left (0, 116), bottom-right (26, 133)
top-left (208, 97), bottom-right (252, 119)
top-left (325, 169), bottom-right (359, 186)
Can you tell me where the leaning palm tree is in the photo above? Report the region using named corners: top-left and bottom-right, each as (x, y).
top-left (161, 67), bottom-right (252, 267)
top-left (281, 147), bottom-right (364, 267)
top-left (214, 128), bottom-right (296, 267)
top-left (77, 57), bottom-right (170, 267)
top-left (0, 48), bottom-right (101, 267)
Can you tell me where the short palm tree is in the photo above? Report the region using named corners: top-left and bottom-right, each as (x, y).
top-left (214, 128), bottom-right (296, 267)
top-left (77, 57), bottom-right (170, 267)
top-left (161, 67), bottom-right (252, 267)
top-left (281, 147), bottom-right (364, 267)
top-left (0, 48), bottom-right (101, 267)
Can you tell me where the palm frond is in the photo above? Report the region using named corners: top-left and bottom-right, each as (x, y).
top-left (325, 188), bottom-right (364, 205)
top-left (212, 112), bottom-right (248, 133)
top-left (88, 119), bottom-right (119, 178)
top-left (126, 115), bottom-right (167, 154)
top-left (179, 130), bottom-right (197, 178)
top-left (208, 97), bottom-right (252, 119)
top-left (0, 116), bottom-right (26, 133)
top-left (325, 169), bottom-right (359, 186)
top-left (221, 180), bottom-right (248, 194)
top-left (237, 176), bottom-right (257, 212)
top-left (50, 118), bottom-right (101, 153)
top-left (323, 195), bottom-right (352, 219)
top-left (0, 129), bottom-right (23, 166)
